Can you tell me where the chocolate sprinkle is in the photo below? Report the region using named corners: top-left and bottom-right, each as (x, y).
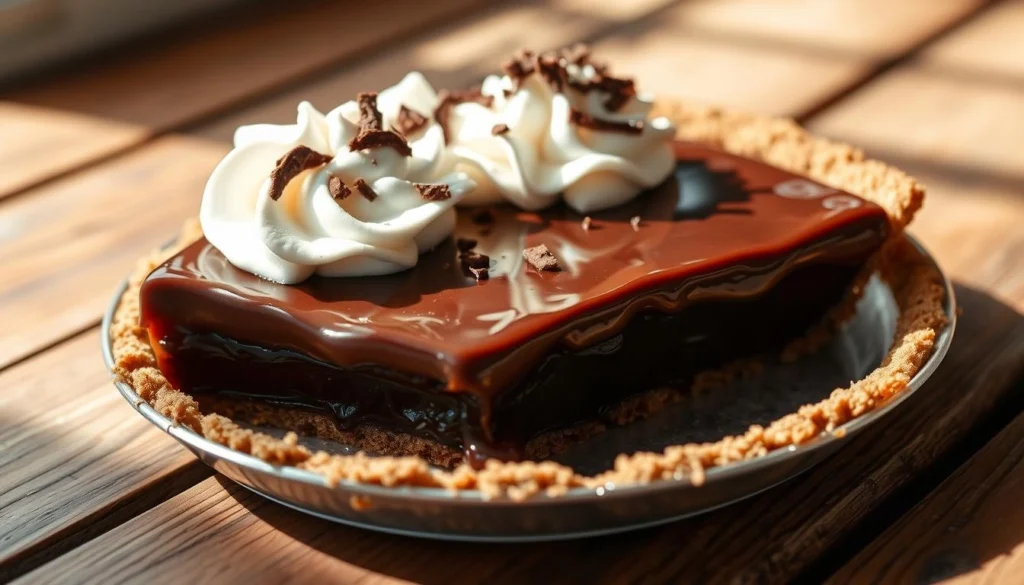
top-left (268, 145), bottom-right (333, 201)
top-left (415, 183), bottom-right (452, 201)
top-left (522, 244), bottom-right (561, 272)
top-left (327, 174), bottom-right (350, 200)
top-left (491, 123), bottom-right (510, 136)
top-left (434, 87), bottom-right (494, 144)
top-left (348, 92), bottom-right (413, 156)
top-left (395, 105), bottom-right (429, 136)
top-left (569, 109), bottom-right (644, 134)
top-left (353, 178), bottom-right (378, 202)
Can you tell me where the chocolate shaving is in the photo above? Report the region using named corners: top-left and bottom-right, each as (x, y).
top-left (593, 75), bottom-right (636, 111)
top-left (353, 178), bottom-right (378, 202)
top-left (536, 53), bottom-right (566, 92)
top-left (357, 92), bottom-right (384, 131)
top-left (459, 250), bottom-right (490, 282)
top-left (433, 87), bottom-right (494, 144)
top-left (327, 174), bottom-right (350, 200)
top-left (502, 45), bottom-right (633, 111)
top-left (522, 244), bottom-right (561, 272)
top-left (569, 109), bottom-right (644, 134)
top-left (559, 43), bottom-right (591, 66)
top-left (456, 237), bottom-right (478, 252)
top-left (348, 92), bottom-right (413, 156)
top-left (268, 146), bottom-right (333, 201)
top-left (395, 105), bottom-right (429, 136)
top-left (502, 49), bottom-right (536, 84)
top-left (581, 216), bottom-right (593, 231)
top-left (630, 215), bottom-right (642, 231)
top-left (491, 123), bottom-right (510, 136)
top-left (415, 183), bottom-right (451, 201)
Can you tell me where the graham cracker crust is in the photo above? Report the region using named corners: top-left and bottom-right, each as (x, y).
top-left (109, 100), bottom-right (947, 500)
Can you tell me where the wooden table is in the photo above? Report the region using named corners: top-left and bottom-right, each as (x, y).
top-left (1, 0), bottom-right (1021, 583)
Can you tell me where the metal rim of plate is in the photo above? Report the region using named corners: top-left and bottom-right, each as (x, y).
top-left (103, 235), bottom-right (956, 542)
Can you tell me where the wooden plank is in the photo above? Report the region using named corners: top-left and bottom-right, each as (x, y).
top-left (828, 408), bottom-right (1024, 584)
top-left (0, 136), bottom-right (224, 371)
top-left (807, 0), bottom-right (1024, 307)
top-left (0, 1), bottom-right (1015, 580)
top-left (0, 0), bottom-right (484, 200)
top-left (0, 329), bottom-right (210, 578)
top-left (13, 297), bottom-right (1024, 584)
top-left (669, 0), bottom-right (986, 59)
top-left (199, 0), bottom-right (984, 138)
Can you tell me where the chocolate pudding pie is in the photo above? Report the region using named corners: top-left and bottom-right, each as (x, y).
top-left (111, 47), bottom-right (947, 497)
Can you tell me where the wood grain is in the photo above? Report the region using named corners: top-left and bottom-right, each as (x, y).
top-left (0, 329), bottom-right (209, 577)
top-left (13, 290), bottom-right (1024, 585)
top-left (0, 136), bottom-right (223, 371)
top-left (829, 408), bottom-right (1024, 584)
top-left (808, 0), bottom-right (1024, 306)
top-left (1, 0), bottom-right (1021, 582)
top-left (0, 0), bottom-right (483, 200)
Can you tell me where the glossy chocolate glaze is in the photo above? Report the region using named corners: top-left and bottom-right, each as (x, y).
top-left (141, 142), bottom-right (889, 463)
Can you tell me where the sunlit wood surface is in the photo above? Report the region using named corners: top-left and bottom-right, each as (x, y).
top-left (0, 0), bottom-right (1020, 583)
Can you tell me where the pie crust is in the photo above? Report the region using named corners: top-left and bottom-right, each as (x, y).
top-left (110, 100), bottom-right (947, 500)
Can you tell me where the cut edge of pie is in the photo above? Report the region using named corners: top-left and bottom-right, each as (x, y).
top-left (109, 100), bottom-right (948, 500)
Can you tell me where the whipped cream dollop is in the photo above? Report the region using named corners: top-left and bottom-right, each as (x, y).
top-left (444, 46), bottom-right (676, 213)
top-left (200, 73), bottom-right (474, 283)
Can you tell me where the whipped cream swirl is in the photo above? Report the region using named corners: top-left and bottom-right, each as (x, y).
top-left (200, 73), bottom-right (474, 283)
top-left (445, 48), bottom-right (676, 213)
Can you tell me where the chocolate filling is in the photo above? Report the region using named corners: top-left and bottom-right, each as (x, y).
top-left (140, 142), bottom-right (889, 466)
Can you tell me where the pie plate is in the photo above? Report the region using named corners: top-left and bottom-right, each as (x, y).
top-left (103, 235), bottom-right (955, 542)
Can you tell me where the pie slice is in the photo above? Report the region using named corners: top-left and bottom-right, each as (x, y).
top-left (140, 141), bottom-right (893, 467)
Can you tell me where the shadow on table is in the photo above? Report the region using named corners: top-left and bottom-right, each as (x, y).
top-left (235, 281), bottom-right (1024, 585)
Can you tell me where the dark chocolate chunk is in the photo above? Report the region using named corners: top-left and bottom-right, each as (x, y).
top-left (328, 174), bottom-right (351, 200)
top-left (469, 266), bottom-right (489, 281)
top-left (569, 109), bottom-right (644, 134)
top-left (522, 244), bottom-right (561, 272)
top-left (434, 87), bottom-right (495, 144)
top-left (348, 92), bottom-right (413, 156)
top-left (456, 237), bottom-right (478, 252)
top-left (415, 183), bottom-right (452, 201)
top-left (268, 146), bottom-right (333, 201)
top-left (491, 123), bottom-right (510, 136)
top-left (396, 105), bottom-right (429, 136)
top-left (353, 178), bottom-right (378, 202)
